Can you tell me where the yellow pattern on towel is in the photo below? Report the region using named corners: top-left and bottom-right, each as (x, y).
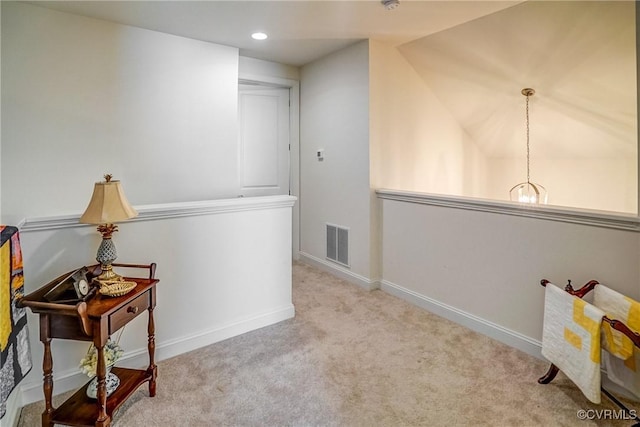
top-left (594, 285), bottom-right (640, 399)
top-left (542, 283), bottom-right (605, 404)
top-left (602, 295), bottom-right (639, 360)
top-left (572, 298), bottom-right (601, 364)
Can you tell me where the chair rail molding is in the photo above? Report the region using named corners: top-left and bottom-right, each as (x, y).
top-left (18, 195), bottom-right (297, 232)
top-left (376, 189), bottom-right (640, 232)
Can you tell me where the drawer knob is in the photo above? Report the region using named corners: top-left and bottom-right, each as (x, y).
top-left (127, 306), bottom-right (139, 314)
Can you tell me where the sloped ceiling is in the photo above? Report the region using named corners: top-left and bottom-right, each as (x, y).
top-left (399, 1), bottom-right (636, 159)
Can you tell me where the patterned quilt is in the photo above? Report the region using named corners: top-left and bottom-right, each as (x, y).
top-left (0, 226), bottom-right (32, 419)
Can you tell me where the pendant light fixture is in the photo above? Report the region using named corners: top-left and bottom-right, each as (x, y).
top-left (381, 0), bottom-right (400, 10)
top-left (509, 88), bottom-right (548, 204)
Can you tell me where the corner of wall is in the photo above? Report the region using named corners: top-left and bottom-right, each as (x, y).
top-left (299, 40), bottom-right (373, 282)
top-left (299, 251), bottom-right (380, 291)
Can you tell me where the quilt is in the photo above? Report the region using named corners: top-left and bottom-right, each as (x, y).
top-left (594, 284), bottom-right (640, 399)
top-left (0, 226), bottom-right (32, 419)
top-left (542, 283), bottom-right (605, 403)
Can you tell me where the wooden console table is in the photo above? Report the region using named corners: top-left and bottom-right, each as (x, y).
top-left (19, 263), bottom-right (159, 427)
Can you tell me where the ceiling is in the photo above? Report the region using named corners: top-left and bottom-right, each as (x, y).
top-left (29, 0), bottom-right (520, 67)
top-left (26, 0), bottom-right (637, 159)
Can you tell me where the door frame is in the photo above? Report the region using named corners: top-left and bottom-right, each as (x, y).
top-left (238, 74), bottom-right (300, 259)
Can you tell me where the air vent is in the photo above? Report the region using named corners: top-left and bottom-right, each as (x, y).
top-left (326, 224), bottom-right (349, 267)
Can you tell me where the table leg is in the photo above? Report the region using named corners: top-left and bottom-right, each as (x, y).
top-left (95, 342), bottom-right (109, 424)
top-left (41, 336), bottom-right (54, 427)
top-left (147, 306), bottom-right (157, 397)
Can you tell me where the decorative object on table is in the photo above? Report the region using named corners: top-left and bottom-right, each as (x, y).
top-left (86, 369), bottom-right (120, 400)
top-left (0, 226), bottom-right (32, 419)
top-left (509, 88), bottom-right (548, 204)
top-left (79, 337), bottom-right (123, 399)
top-left (43, 266), bottom-right (94, 303)
top-left (80, 174), bottom-right (138, 281)
top-left (96, 279), bottom-right (137, 297)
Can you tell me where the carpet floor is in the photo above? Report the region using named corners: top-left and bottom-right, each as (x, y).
top-left (18, 261), bottom-right (637, 426)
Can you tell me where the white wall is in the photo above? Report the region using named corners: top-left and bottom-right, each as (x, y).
top-left (380, 194), bottom-right (640, 355)
top-left (369, 40), bottom-right (488, 199)
top-left (1, 1), bottom-right (297, 415)
top-left (1, 2), bottom-right (239, 224)
top-left (18, 196), bottom-right (296, 405)
top-left (299, 41), bottom-right (375, 283)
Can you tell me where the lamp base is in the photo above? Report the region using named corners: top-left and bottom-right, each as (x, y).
top-left (95, 234), bottom-right (121, 281)
top-left (97, 264), bottom-right (123, 281)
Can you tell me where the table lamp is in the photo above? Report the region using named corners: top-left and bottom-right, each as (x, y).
top-left (80, 174), bottom-right (138, 281)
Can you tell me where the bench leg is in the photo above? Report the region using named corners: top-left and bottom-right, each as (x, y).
top-left (538, 363), bottom-right (559, 384)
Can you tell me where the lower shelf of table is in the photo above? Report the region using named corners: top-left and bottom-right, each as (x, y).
top-left (50, 366), bottom-right (153, 426)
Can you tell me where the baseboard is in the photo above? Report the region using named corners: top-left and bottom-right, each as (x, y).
top-left (20, 304), bottom-right (295, 406)
top-left (3, 386), bottom-right (23, 427)
top-left (296, 261), bottom-right (540, 358)
top-left (298, 252), bottom-right (380, 291)
top-left (154, 304), bottom-right (295, 362)
top-left (380, 279), bottom-right (543, 360)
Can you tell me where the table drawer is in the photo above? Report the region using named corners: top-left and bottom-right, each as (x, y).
top-left (109, 291), bottom-right (150, 334)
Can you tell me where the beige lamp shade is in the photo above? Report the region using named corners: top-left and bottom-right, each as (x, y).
top-left (79, 180), bottom-right (138, 225)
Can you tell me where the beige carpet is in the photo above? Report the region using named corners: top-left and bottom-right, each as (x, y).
top-left (19, 262), bottom-right (637, 426)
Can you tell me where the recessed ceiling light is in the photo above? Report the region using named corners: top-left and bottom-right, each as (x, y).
top-left (251, 32), bottom-right (268, 40)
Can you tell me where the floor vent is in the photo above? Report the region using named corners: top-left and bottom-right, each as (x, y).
top-left (326, 224), bottom-right (349, 267)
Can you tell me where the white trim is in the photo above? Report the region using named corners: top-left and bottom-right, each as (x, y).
top-left (380, 279), bottom-right (543, 360)
top-left (18, 195), bottom-right (297, 233)
top-left (3, 386), bottom-right (23, 427)
top-left (19, 304), bottom-right (295, 405)
top-left (298, 252), bottom-right (380, 291)
top-left (154, 304), bottom-right (294, 362)
top-left (376, 189), bottom-right (640, 232)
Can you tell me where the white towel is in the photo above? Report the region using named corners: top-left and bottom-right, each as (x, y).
top-left (542, 283), bottom-right (605, 403)
top-left (594, 285), bottom-right (640, 399)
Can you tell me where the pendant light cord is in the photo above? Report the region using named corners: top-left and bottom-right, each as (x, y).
top-left (526, 93), bottom-right (531, 184)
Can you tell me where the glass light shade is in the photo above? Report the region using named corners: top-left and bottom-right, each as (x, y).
top-left (510, 182), bottom-right (548, 204)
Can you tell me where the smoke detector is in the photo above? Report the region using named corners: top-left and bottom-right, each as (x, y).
top-left (381, 0), bottom-right (400, 11)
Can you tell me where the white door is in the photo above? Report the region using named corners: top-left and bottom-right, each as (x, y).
top-left (238, 85), bottom-right (290, 197)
